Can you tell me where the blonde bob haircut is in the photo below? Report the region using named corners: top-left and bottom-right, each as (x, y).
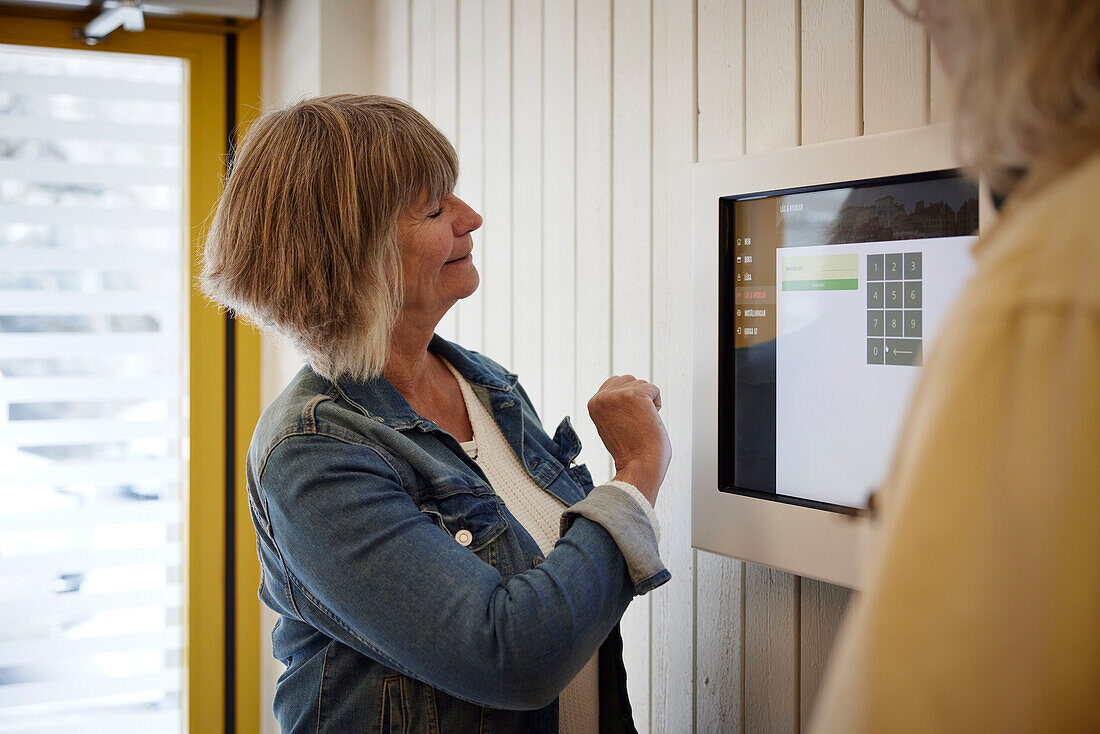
top-left (942, 0), bottom-right (1100, 195)
top-left (200, 94), bottom-right (458, 381)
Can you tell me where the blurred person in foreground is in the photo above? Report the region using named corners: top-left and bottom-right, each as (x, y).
top-left (200, 95), bottom-right (671, 733)
top-left (812, 1), bottom-right (1100, 732)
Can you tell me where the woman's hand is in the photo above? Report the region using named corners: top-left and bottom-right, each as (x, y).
top-left (587, 375), bottom-right (672, 506)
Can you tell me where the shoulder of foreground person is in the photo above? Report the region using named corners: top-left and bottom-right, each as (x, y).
top-left (809, 161), bottom-right (1100, 734)
top-left (975, 150), bottom-right (1100, 315)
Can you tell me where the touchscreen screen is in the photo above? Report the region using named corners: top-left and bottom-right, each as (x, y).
top-left (718, 171), bottom-right (980, 512)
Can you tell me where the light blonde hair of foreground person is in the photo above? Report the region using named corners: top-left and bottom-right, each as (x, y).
top-left (200, 95), bottom-right (458, 380)
top-left (943, 0), bottom-right (1100, 193)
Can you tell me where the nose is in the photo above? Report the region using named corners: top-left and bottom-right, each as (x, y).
top-left (451, 194), bottom-right (483, 236)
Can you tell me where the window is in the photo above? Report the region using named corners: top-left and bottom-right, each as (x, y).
top-left (0, 14), bottom-right (262, 733)
top-left (0, 41), bottom-right (188, 733)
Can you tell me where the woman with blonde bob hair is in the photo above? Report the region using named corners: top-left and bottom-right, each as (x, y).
top-left (202, 95), bottom-right (671, 733)
top-left (812, 1), bottom-right (1100, 731)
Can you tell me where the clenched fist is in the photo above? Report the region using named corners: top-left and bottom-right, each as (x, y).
top-left (587, 375), bottom-right (672, 506)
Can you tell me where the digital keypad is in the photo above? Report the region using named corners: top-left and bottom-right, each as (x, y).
top-left (867, 252), bottom-right (922, 366)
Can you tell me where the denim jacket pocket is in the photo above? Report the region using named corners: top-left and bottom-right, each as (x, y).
top-left (380, 676), bottom-right (406, 734)
top-left (417, 485), bottom-right (508, 553)
top-left (378, 673), bottom-right (444, 734)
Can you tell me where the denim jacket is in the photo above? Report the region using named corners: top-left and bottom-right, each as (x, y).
top-left (246, 336), bottom-right (670, 733)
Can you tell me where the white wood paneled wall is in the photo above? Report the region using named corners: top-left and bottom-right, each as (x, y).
top-left (366, 0), bottom-right (945, 731)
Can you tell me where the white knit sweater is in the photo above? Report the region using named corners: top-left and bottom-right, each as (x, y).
top-left (444, 361), bottom-right (657, 734)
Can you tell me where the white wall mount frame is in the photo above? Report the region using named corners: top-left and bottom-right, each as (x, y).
top-left (691, 123), bottom-right (984, 589)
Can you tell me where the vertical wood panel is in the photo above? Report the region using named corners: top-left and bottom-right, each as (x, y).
top-left (930, 50), bottom-right (953, 124)
top-left (863, 0), bottom-right (927, 133)
top-left (746, 0), bottom-right (799, 154)
top-left (745, 566), bottom-right (799, 733)
top-left (744, 2), bottom-right (801, 732)
top-left (431, 0), bottom-right (459, 142)
top-left (649, 0), bottom-right (695, 728)
top-left (611, 8), bottom-right (653, 368)
top-left (800, 579), bottom-right (852, 728)
top-left (385, 0), bottom-right (410, 99)
top-left (434, 0), bottom-right (461, 340)
top-left (650, 0), bottom-right (695, 729)
top-left (456, 0), bottom-right (486, 352)
top-left (696, 551), bottom-right (745, 732)
top-left (801, 0), bottom-right (860, 144)
top-left (511, 0), bottom-right (544, 412)
top-left (695, 2), bottom-right (746, 731)
top-left (574, 0), bottom-right (613, 481)
top-left (318, 0), bottom-right (379, 95)
top-left (697, 0), bottom-right (745, 161)
top-left (541, 0), bottom-right (576, 429)
top-left (612, 1), bottom-right (653, 728)
top-left (482, 0), bottom-right (513, 367)
top-left (409, 0), bottom-right (433, 115)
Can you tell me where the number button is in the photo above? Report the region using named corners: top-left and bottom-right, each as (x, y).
top-left (885, 283), bottom-right (903, 308)
top-left (905, 311), bottom-right (922, 337)
top-left (905, 281), bottom-right (922, 308)
top-left (886, 310), bottom-right (903, 337)
top-left (867, 254), bottom-right (885, 281)
top-left (904, 252), bottom-right (922, 278)
top-left (867, 282), bottom-right (884, 308)
top-left (867, 338), bottom-right (885, 365)
top-left (885, 253), bottom-right (903, 280)
top-left (867, 309), bottom-right (884, 336)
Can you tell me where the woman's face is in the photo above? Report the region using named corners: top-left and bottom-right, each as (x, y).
top-left (395, 190), bottom-right (483, 322)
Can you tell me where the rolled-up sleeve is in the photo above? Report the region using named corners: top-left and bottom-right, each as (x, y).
top-left (560, 483), bottom-right (670, 596)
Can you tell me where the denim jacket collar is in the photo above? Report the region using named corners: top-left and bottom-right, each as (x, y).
top-left (332, 335), bottom-right (516, 431)
top-left (429, 335), bottom-right (517, 391)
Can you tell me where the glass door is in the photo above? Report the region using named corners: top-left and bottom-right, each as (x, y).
top-left (0, 42), bottom-right (188, 733)
top-left (0, 14), bottom-right (261, 734)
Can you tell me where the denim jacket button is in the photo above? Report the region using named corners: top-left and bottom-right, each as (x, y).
top-left (532, 556), bottom-right (544, 567)
top-left (455, 529), bottom-right (473, 547)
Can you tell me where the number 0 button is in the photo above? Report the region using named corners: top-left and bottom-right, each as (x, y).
top-left (455, 529), bottom-right (473, 547)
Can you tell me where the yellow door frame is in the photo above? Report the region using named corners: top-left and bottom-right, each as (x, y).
top-left (0, 14), bottom-right (263, 734)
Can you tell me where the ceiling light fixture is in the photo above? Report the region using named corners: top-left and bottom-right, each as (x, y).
top-left (76, 0), bottom-right (145, 45)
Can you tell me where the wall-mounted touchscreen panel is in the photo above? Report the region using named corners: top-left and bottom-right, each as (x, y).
top-left (718, 171), bottom-right (980, 513)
